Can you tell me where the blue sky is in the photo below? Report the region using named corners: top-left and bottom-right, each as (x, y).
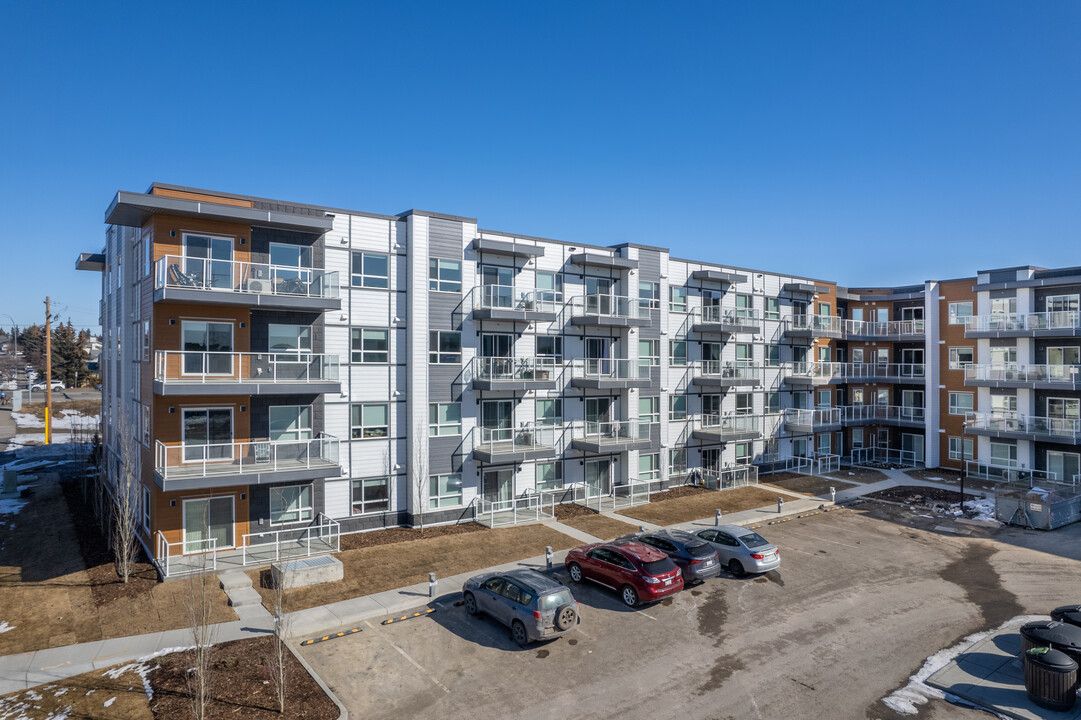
top-left (1, 1), bottom-right (1078, 332)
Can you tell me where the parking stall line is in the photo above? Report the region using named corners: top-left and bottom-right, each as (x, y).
top-left (638, 611), bottom-right (658, 621)
top-left (381, 636), bottom-right (451, 695)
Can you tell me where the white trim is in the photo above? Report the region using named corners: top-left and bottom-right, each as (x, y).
top-left (181, 494), bottom-right (236, 554)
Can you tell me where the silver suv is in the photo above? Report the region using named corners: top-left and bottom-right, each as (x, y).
top-left (462, 569), bottom-right (580, 645)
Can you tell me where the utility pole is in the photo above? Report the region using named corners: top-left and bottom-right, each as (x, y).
top-left (45, 297), bottom-right (52, 445)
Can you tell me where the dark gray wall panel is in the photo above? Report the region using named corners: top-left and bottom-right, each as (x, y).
top-left (249, 394), bottom-right (323, 438)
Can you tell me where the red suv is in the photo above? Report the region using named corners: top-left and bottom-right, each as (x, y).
top-left (565, 540), bottom-right (684, 607)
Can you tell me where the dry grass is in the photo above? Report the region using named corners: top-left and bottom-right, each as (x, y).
top-left (0, 475), bottom-right (235, 656)
top-left (904, 467), bottom-right (999, 493)
top-left (250, 524), bottom-right (579, 613)
top-left (0, 662), bottom-right (152, 720)
top-left (764, 476), bottom-right (857, 497)
top-left (15, 399), bottom-right (101, 422)
top-left (828, 467), bottom-right (889, 483)
top-left (558, 513), bottom-right (638, 540)
top-left (615, 486), bottom-right (785, 526)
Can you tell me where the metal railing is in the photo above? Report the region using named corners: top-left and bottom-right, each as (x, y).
top-left (698, 413), bottom-right (761, 435)
top-left (156, 531), bottom-right (218, 578)
top-left (812, 454), bottom-right (841, 474)
top-left (696, 306), bottom-right (761, 328)
top-left (576, 419), bottom-right (650, 444)
top-left (841, 405), bottom-right (926, 424)
top-left (154, 435), bottom-right (340, 479)
top-left (612, 481), bottom-right (653, 508)
top-left (964, 311), bottom-right (1081, 334)
top-left (473, 356), bottom-right (561, 382)
top-left (473, 423), bottom-right (562, 455)
top-left (473, 493), bottom-right (555, 527)
top-left (844, 362), bottom-right (926, 381)
top-left (240, 513), bottom-right (341, 566)
top-left (783, 408), bottom-right (842, 428)
top-left (849, 447), bottom-right (917, 467)
top-left (573, 358), bottom-right (651, 381)
top-left (964, 364), bottom-right (1081, 385)
top-left (154, 350), bottom-right (340, 384)
top-left (154, 255), bottom-right (339, 299)
top-left (965, 461), bottom-right (1058, 484)
top-left (701, 464), bottom-right (759, 490)
top-left (787, 314), bottom-right (844, 335)
top-left (697, 360), bottom-right (761, 382)
top-left (475, 285), bottom-right (564, 314)
top-left (844, 319), bottom-right (925, 338)
top-left (965, 413), bottom-right (1081, 442)
top-left (570, 294), bottom-right (651, 320)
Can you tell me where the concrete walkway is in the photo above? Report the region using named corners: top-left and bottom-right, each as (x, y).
top-left (0, 465), bottom-right (994, 694)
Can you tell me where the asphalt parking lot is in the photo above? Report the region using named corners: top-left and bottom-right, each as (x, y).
top-left (298, 505), bottom-right (1081, 720)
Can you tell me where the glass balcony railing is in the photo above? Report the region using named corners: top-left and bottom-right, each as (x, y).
top-left (965, 412), bottom-right (1081, 442)
top-left (697, 361), bottom-right (761, 382)
top-left (573, 358), bottom-right (651, 381)
top-left (964, 311), bottom-right (1081, 334)
top-left (844, 319), bottom-right (925, 338)
top-left (474, 285), bottom-right (564, 314)
top-left (473, 423), bottom-right (562, 455)
top-left (472, 356), bottom-right (561, 382)
top-left (154, 255), bottom-right (338, 300)
top-left (698, 413), bottom-right (761, 434)
top-left (783, 408), bottom-right (841, 427)
top-left (570, 294), bottom-right (651, 320)
top-left (964, 364), bottom-right (1081, 385)
top-left (154, 351), bottom-right (340, 385)
top-left (964, 460), bottom-right (1059, 484)
top-left (841, 405), bottom-right (925, 424)
top-left (696, 306), bottom-right (761, 329)
top-left (155, 435), bottom-right (340, 479)
top-left (576, 419), bottom-right (651, 444)
top-left (787, 314), bottom-right (844, 335)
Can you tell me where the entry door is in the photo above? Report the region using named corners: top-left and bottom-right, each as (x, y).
top-left (183, 496), bottom-right (234, 553)
top-left (482, 469), bottom-right (514, 502)
top-left (702, 448), bottom-right (721, 472)
top-left (482, 400), bottom-right (513, 443)
top-left (585, 459), bottom-right (612, 497)
top-left (902, 433), bottom-right (924, 463)
top-left (183, 233), bottom-right (233, 290)
top-left (1047, 452), bottom-right (1080, 483)
top-left (585, 338), bottom-right (612, 375)
top-left (901, 348), bottom-right (923, 376)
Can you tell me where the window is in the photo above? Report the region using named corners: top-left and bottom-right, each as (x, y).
top-left (669, 286), bottom-right (687, 312)
top-left (181, 320), bottom-right (233, 375)
top-left (852, 347), bottom-right (864, 363)
top-left (351, 252), bottom-right (389, 288)
top-left (270, 485), bottom-right (313, 525)
top-left (429, 258), bottom-right (462, 292)
top-left (817, 434), bottom-right (831, 454)
top-left (639, 281), bottom-right (659, 309)
top-left (948, 437), bottom-right (974, 461)
top-left (1048, 346), bottom-right (1081, 365)
top-left (766, 392), bottom-right (780, 414)
top-left (141, 485), bottom-right (151, 534)
top-left (669, 341), bottom-right (687, 366)
top-left (429, 403), bottom-right (462, 436)
top-left (141, 404), bottom-right (150, 446)
top-left (817, 390), bottom-right (831, 409)
top-left (141, 321), bottom-right (149, 361)
top-left (735, 392), bottom-right (753, 414)
top-left (765, 345), bottom-right (780, 367)
top-left (536, 271), bottom-right (563, 295)
top-left (352, 477), bottom-right (389, 514)
top-left (818, 302), bottom-right (831, 316)
top-left (536, 462), bottom-right (563, 491)
top-left (990, 394), bottom-right (1017, 415)
top-left (269, 324), bottom-right (312, 353)
top-left (876, 348), bottom-right (889, 363)
top-left (735, 442), bottom-right (752, 463)
top-left (639, 339), bottom-right (659, 367)
top-left (765, 297), bottom-right (780, 320)
top-left (1047, 294), bottom-right (1080, 312)
top-left (181, 408), bottom-right (233, 461)
top-left (851, 428), bottom-right (864, 448)
top-left (269, 405), bottom-right (312, 441)
top-left (949, 347), bottom-right (974, 370)
top-left (852, 387), bottom-right (865, 404)
top-left (639, 396), bottom-right (659, 425)
top-left (536, 336), bottom-right (562, 361)
top-left (536, 399), bottom-right (563, 426)
top-left (669, 394), bottom-right (687, 421)
top-left (736, 343), bottom-right (753, 366)
top-left (876, 388), bottom-right (890, 405)
top-left (817, 346), bottom-right (830, 362)
top-left (638, 453), bottom-right (660, 483)
top-left (948, 301), bottom-right (974, 324)
top-left (351, 403), bottom-right (389, 439)
top-left (352, 328), bottom-right (389, 363)
top-left (429, 331), bottom-right (462, 364)
top-left (990, 441), bottom-right (1017, 467)
top-left (429, 473), bottom-right (463, 509)
top-left (948, 392), bottom-right (974, 416)
top-left (668, 448), bottom-right (687, 477)
top-left (1048, 397), bottom-right (1081, 419)
top-left (990, 297), bottom-right (1016, 315)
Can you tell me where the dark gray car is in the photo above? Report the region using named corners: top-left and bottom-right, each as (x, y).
top-left (629, 529), bottom-right (722, 584)
top-left (462, 569), bottom-right (580, 645)
top-left (696, 525), bottom-right (781, 576)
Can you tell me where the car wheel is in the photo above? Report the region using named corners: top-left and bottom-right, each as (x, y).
top-left (554, 604), bottom-right (577, 631)
top-left (568, 563), bottom-right (583, 583)
top-left (621, 585), bottom-right (638, 607)
top-left (511, 620), bottom-right (529, 646)
top-left (729, 560), bottom-right (745, 577)
top-left (463, 592), bottom-right (477, 616)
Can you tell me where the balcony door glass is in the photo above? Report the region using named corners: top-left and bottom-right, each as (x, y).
top-left (269, 242), bottom-right (312, 292)
top-left (584, 459), bottom-right (612, 497)
top-left (183, 496), bottom-right (234, 553)
top-left (183, 234), bottom-right (233, 290)
top-left (990, 297), bottom-right (1016, 315)
top-left (585, 397), bottom-right (612, 434)
top-left (481, 266), bottom-right (514, 308)
top-left (182, 321), bottom-right (233, 375)
top-left (703, 394), bottom-right (722, 418)
top-left (1048, 347), bottom-right (1080, 366)
top-left (1047, 451), bottom-right (1080, 483)
top-left (901, 390), bottom-right (923, 420)
top-left (182, 408), bottom-right (233, 462)
top-left (482, 468), bottom-right (514, 503)
top-left (901, 348), bottom-right (923, 375)
top-left (1047, 398), bottom-right (1080, 420)
top-left (269, 405), bottom-right (312, 442)
top-left (901, 433), bottom-right (924, 463)
top-left (990, 346), bottom-right (1017, 365)
top-left (585, 337), bottom-right (611, 375)
top-left (901, 306), bottom-right (923, 322)
top-left (991, 394), bottom-right (1017, 416)
top-left (585, 277), bottom-right (613, 315)
top-left (482, 400), bottom-right (513, 443)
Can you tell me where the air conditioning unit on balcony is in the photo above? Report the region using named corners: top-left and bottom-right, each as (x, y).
top-left (246, 279), bottom-right (271, 294)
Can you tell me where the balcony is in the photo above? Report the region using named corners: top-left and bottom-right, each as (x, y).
top-left (964, 364), bottom-right (1081, 390)
top-left (570, 359), bottom-right (653, 389)
top-left (784, 362), bottom-right (845, 385)
top-left (964, 460), bottom-right (1059, 484)
top-left (569, 295), bottom-right (651, 327)
top-left (470, 357), bottom-right (561, 391)
top-left (691, 306), bottom-right (761, 335)
top-left (964, 413), bottom-right (1081, 445)
top-left (571, 420), bottom-right (656, 453)
top-left (691, 413), bottom-right (762, 442)
top-left (471, 423), bottom-right (563, 463)
top-left (843, 362), bottom-right (925, 384)
top-left (153, 351), bottom-right (341, 396)
top-left (153, 436), bottom-right (341, 491)
top-left (472, 286), bottom-right (562, 322)
top-left (153, 256), bottom-right (340, 311)
top-left (844, 319), bottom-right (925, 340)
top-left (785, 314), bottom-right (844, 340)
top-left (692, 361), bottom-right (761, 388)
top-left (841, 405), bottom-right (925, 427)
top-left (964, 311), bottom-right (1081, 339)
top-left (783, 408), bottom-right (842, 433)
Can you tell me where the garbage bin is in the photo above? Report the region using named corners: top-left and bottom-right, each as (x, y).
top-left (1020, 621), bottom-right (1081, 665)
top-left (1051, 605), bottom-right (1081, 630)
top-left (1024, 647), bottom-right (1078, 712)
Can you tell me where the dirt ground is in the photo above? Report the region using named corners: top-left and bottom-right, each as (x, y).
top-left (905, 468), bottom-right (1000, 493)
top-left (828, 466), bottom-right (889, 482)
top-left (553, 505), bottom-right (638, 540)
top-left (0, 475), bottom-right (235, 656)
top-left (0, 662), bottom-right (153, 720)
top-left (865, 484), bottom-right (977, 504)
top-left (339, 522), bottom-right (485, 551)
top-left (15, 400), bottom-right (101, 422)
top-left (764, 476), bottom-right (857, 497)
top-left (251, 524), bottom-right (579, 613)
top-left (614, 486), bottom-right (784, 526)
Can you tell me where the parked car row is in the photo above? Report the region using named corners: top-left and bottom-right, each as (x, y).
top-left (461, 525), bottom-right (781, 646)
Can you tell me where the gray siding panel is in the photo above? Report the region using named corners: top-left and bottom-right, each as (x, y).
top-left (428, 438), bottom-right (465, 474)
top-left (429, 218), bottom-right (465, 258)
top-left (428, 366), bottom-right (464, 402)
top-left (429, 293), bottom-right (462, 330)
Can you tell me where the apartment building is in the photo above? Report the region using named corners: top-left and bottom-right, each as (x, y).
top-left (76, 184), bottom-right (1080, 576)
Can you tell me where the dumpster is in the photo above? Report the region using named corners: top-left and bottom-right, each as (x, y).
top-left (1020, 621), bottom-right (1081, 665)
top-left (1024, 647), bottom-right (1078, 712)
top-left (1052, 605), bottom-right (1081, 630)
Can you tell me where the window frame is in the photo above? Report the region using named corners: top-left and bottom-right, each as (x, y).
top-left (668, 394), bottom-right (687, 421)
top-left (638, 453), bottom-right (660, 483)
top-left (351, 251), bottom-right (390, 289)
top-left (351, 403), bottom-right (389, 439)
top-left (429, 473), bottom-right (463, 509)
top-left (536, 461), bottom-right (563, 491)
top-left (948, 301), bottom-right (974, 324)
top-left (948, 347), bottom-right (974, 370)
top-left (948, 392), bottom-right (974, 416)
top-left (536, 398), bottom-right (563, 426)
top-left (639, 396), bottom-right (660, 425)
top-left (669, 286), bottom-right (687, 313)
top-left (351, 476), bottom-right (390, 515)
top-left (429, 330), bottom-right (462, 364)
top-left (141, 485), bottom-right (151, 534)
top-left (669, 340), bottom-right (688, 366)
top-left (428, 402), bottom-right (462, 436)
top-left (429, 258), bottom-right (463, 293)
top-left (639, 281), bottom-right (660, 309)
top-left (351, 327), bottom-right (389, 364)
top-left (269, 484), bottom-right (314, 526)
top-left (764, 297), bottom-right (780, 321)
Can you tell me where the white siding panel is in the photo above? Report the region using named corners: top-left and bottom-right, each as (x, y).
top-left (324, 479), bottom-right (351, 518)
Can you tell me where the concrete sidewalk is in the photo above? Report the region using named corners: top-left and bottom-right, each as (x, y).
top-left (0, 465), bottom-right (993, 694)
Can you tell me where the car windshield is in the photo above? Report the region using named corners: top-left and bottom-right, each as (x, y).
top-left (738, 532), bottom-right (770, 549)
top-left (538, 589), bottom-right (574, 611)
top-left (686, 542), bottom-right (715, 557)
top-left (642, 558), bottom-right (678, 576)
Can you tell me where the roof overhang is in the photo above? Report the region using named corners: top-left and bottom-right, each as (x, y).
top-left (75, 252), bottom-right (106, 272)
top-left (105, 191), bottom-right (334, 233)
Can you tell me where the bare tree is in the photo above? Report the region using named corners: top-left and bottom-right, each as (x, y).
top-left (184, 511), bottom-right (215, 720)
top-left (264, 575), bottom-right (289, 714)
top-left (111, 408), bottom-right (141, 583)
top-left (411, 423), bottom-right (429, 531)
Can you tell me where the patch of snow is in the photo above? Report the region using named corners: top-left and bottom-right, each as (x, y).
top-left (8, 433), bottom-right (76, 446)
top-left (102, 646), bottom-right (193, 702)
top-left (53, 688), bottom-right (68, 696)
top-left (925, 476), bottom-right (944, 481)
top-left (0, 621), bottom-right (15, 634)
top-left (11, 411), bottom-right (99, 431)
top-left (103, 696), bottom-right (116, 707)
top-left (880, 615), bottom-right (1045, 714)
top-left (0, 498), bottom-right (27, 516)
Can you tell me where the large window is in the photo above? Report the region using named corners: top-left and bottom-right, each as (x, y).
top-left (142, 404), bottom-right (151, 446)
top-left (765, 344), bottom-right (780, 367)
top-left (351, 403), bottom-right (389, 439)
top-left (638, 453), bottom-right (660, 483)
top-left (948, 437), bottom-right (974, 461)
top-left (735, 442), bottom-right (752, 463)
top-left (352, 328), bottom-right (389, 363)
top-left (766, 392), bottom-right (781, 414)
top-left (1048, 295), bottom-right (1080, 312)
top-left (668, 448), bottom-right (687, 477)
top-left (765, 297), bottom-right (780, 321)
top-left (429, 473), bottom-right (463, 509)
top-left (669, 286), bottom-right (687, 313)
top-left (268, 324), bottom-right (311, 353)
top-left (270, 484), bottom-right (313, 525)
top-left (639, 396), bottom-right (660, 425)
top-left (990, 441), bottom-right (1017, 467)
top-left (269, 405), bottom-right (312, 442)
top-left (181, 408), bottom-right (233, 461)
top-left (1048, 346), bottom-right (1081, 365)
top-left (429, 331), bottom-right (462, 364)
top-left (669, 341), bottom-right (687, 366)
top-left (536, 461), bottom-right (563, 491)
top-left (536, 399), bottom-right (563, 426)
top-left (669, 394), bottom-right (687, 421)
top-left (948, 301), bottom-right (974, 324)
top-left (429, 403), bottom-right (462, 436)
top-left (639, 339), bottom-right (659, 368)
top-left (948, 392), bottom-right (974, 415)
top-left (429, 258), bottom-right (462, 292)
top-left (182, 320), bottom-right (233, 375)
top-left (352, 477), bottom-right (389, 514)
top-left (639, 281), bottom-right (660, 309)
top-left (536, 271), bottom-right (563, 295)
top-left (351, 252), bottom-right (389, 288)
top-left (536, 336), bottom-right (562, 361)
top-left (948, 347), bottom-right (974, 370)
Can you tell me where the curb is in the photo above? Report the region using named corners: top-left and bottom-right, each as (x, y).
top-left (287, 640), bottom-right (349, 720)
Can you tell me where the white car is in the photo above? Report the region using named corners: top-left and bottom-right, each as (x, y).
top-left (30, 380), bottom-right (65, 391)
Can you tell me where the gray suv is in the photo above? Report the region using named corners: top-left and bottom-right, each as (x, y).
top-left (462, 569), bottom-right (580, 645)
